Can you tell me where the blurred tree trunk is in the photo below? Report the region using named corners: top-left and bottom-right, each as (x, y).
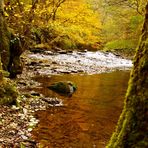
top-left (107, 3), bottom-right (148, 148)
top-left (0, 0), bottom-right (10, 71)
top-left (0, 0), bottom-right (4, 80)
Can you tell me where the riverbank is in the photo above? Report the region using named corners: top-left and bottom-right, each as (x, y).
top-left (0, 49), bottom-right (132, 147)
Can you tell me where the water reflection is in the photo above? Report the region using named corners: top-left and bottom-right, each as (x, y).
top-left (32, 71), bottom-right (130, 148)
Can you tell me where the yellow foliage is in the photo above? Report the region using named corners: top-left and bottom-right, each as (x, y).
top-left (50, 0), bottom-right (101, 49)
top-left (5, 0), bottom-right (102, 50)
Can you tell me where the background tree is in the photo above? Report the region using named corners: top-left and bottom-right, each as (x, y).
top-left (107, 2), bottom-right (148, 147)
top-left (88, 0), bottom-right (147, 56)
top-left (0, 0), bottom-right (10, 71)
top-left (0, 0), bottom-right (4, 78)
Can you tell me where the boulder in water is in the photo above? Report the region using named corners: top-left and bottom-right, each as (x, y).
top-left (47, 81), bottom-right (77, 95)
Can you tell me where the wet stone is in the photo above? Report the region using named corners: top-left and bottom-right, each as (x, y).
top-left (31, 91), bottom-right (41, 97)
top-left (42, 97), bottom-right (63, 107)
top-left (57, 50), bottom-right (67, 54)
top-left (44, 51), bottom-right (54, 55)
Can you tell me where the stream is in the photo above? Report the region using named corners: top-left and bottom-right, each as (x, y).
top-left (31, 71), bottom-right (130, 148)
top-left (26, 50), bottom-right (132, 75)
top-left (18, 50), bottom-right (132, 147)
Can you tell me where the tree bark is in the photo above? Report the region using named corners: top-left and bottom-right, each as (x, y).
top-left (0, 0), bottom-right (18, 105)
top-left (0, 0), bottom-right (5, 77)
top-left (0, 0), bottom-right (11, 71)
top-left (107, 3), bottom-right (148, 148)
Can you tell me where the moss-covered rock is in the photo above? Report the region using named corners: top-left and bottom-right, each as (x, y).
top-left (0, 6), bottom-right (24, 78)
top-left (8, 34), bottom-right (24, 78)
top-left (47, 81), bottom-right (77, 95)
top-left (0, 78), bottom-right (18, 105)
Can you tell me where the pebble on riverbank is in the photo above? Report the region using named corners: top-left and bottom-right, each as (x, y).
top-left (0, 93), bottom-right (63, 147)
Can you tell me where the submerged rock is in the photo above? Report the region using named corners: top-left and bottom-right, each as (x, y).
top-left (42, 97), bottom-right (63, 106)
top-left (47, 81), bottom-right (77, 95)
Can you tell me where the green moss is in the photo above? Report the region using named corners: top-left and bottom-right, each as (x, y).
top-left (0, 78), bottom-right (18, 105)
top-left (0, 70), bottom-right (10, 77)
top-left (104, 39), bottom-right (137, 51)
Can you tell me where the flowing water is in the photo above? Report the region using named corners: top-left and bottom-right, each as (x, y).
top-left (32, 70), bottom-right (130, 148)
top-left (27, 50), bottom-right (132, 75)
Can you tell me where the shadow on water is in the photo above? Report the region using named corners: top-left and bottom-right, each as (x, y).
top-left (32, 71), bottom-right (130, 148)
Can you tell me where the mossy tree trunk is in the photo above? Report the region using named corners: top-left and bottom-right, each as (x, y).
top-left (107, 3), bottom-right (148, 148)
top-left (0, 0), bottom-right (18, 105)
top-left (0, 0), bottom-right (24, 78)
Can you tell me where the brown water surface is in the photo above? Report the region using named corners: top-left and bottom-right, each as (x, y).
top-left (32, 71), bottom-right (130, 148)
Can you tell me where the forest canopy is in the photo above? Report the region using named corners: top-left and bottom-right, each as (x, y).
top-left (4, 0), bottom-right (101, 50)
top-left (4, 0), bottom-right (147, 52)
top-left (88, 0), bottom-right (147, 53)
